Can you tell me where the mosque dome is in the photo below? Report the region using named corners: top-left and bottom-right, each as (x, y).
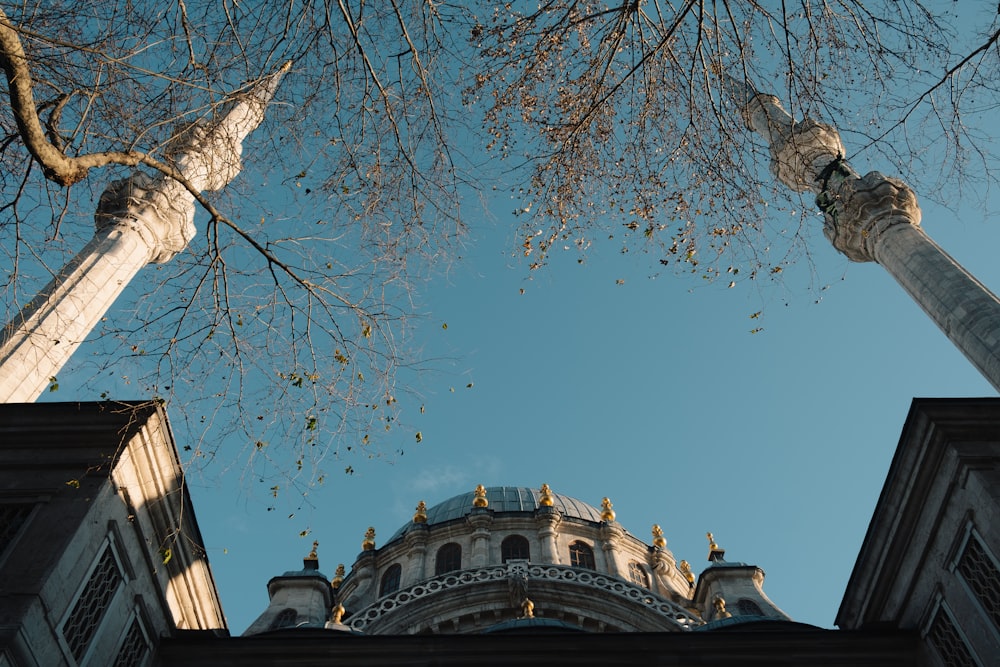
top-left (244, 485), bottom-right (790, 637)
top-left (387, 486), bottom-right (605, 543)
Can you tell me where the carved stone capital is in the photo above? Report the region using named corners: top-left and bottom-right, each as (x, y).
top-left (820, 171), bottom-right (922, 263)
top-left (467, 509), bottom-right (494, 531)
top-left (600, 522), bottom-right (624, 548)
top-left (403, 523), bottom-right (429, 548)
top-left (95, 171), bottom-right (196, 264)
top-left (534, 506), bottom-right (562, 527)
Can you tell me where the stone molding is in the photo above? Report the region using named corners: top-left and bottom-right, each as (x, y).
top-left (347, 562), bottom-right (701, 632)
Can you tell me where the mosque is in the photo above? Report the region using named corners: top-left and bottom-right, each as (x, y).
top-left (1, 398), bottom-right (998, 665)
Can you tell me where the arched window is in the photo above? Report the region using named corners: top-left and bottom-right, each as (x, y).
top-left (267, 608), bottom-right (298, 630)
top-left (380, 563), bottom-right (402, 596)
top-left (736, 598), bottom-right (764, 616)
top-left (435, 542), bottom-right (462, 575)
top-left (501, 535), bottom-right (530, 562)
top-left (628, 561), bottom-right (650, 588)
top-left (568, 541), bottom-right (595, 570)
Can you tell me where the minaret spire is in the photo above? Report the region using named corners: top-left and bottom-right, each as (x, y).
top-left (0, 64), bottom-right (290, 402)
top-left (728, 75), bottom-right (1000, 392)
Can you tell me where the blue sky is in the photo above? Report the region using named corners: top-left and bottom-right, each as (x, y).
top-left (182, 174), bottom-right (998, 632)
top-left (22, 2), bottom-right (1000, 635)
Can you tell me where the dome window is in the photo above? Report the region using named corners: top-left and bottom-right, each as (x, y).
top-left (435, 542), bottom-right (462, 575)
top-left (501, 535), bottom-right (530, 563)
top-left (380, 564), bottom-right (402, 596)
top-left (628, 561), bottom-right (650, 588)
top-left (569, 541), bottom-right (595, 570)
top-left (736, 598), bottom-right (764, 616)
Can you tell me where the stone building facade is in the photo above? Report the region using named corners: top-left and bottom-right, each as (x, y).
top-left (4, 398), bottom-right (1000, 665)
top-left (0, 402), bottom-right (224, 666)
top-left (839, 398), bottom-right (1000, 665)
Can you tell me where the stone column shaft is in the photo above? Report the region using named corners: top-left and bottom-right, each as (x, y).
top-left (600, 523), bottom-right (624, 577)
top-left (403, 527), bottom-right (429, 585)
top-left (875, 224), bottom-right (1000, 389)
top-left (468, 511), bottom-right (493, 568)
top-left (730, 75), bottom-right (1000, 392)
top-left (0, 226), bottom-right (150, 402)
top-left (535, 508), bottom-right (561, 564)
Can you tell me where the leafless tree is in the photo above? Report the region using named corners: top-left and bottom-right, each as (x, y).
top-left (1, 1), bottom-right (997, 493)
top-left (0, 1), bottom-right (475, 494)
top-left (467, 1), bottom-right (999, 281)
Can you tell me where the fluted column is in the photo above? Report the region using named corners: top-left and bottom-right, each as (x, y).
top-left (730, 77), bottom-right (1000, 392)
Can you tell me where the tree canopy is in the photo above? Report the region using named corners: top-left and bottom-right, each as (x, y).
top-left (1, 1), bottom-right (997, 489)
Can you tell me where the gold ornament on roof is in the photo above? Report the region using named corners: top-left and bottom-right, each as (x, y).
top-left (520, 597), bottom-right (535, 619)
top-left (679, 560), bottom-right (695, 585)
top-left (473, 484), bottom-right (489, 508)
top-left (331, 563), bottom-right (345, 589)
top-left (600, 497), bottom-right (616, 522)
top-left (306, 540), bottom-right (319, 560)
top-left (413, 500), bottom-right (428, 523)
top-left (538, 483), bottom-right (554, 507)
top-left (706, 531), bottom-right (725, 561)
top-left (713, 596), bottom-right (732, 620)
top-left (652, 524), bottom-right (666, 548)
top-left (332, 603), bottom-right (346, 624)
top-left (362, 527), bottom-right (376, 551)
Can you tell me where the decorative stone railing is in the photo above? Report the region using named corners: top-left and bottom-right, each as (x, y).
top-left (346, 561), bottom-right (702, 632)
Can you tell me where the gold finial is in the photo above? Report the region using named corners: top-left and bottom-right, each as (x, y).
top-left (713, 595), bottom-right (732, 620)
top-left (331, 563), bottom-right (345, 589)
top-left (362, 527), bottom-right (376, 551)
top-left (332, 603), bottom-right (346, 624)
top-left (520, 597), bottom-right (535, 619)
top-left (538, 483), bottom-right (554, 507)
top-left (306, 540), bottom-right (319, 560)
top-left (679, 560), bottom-right (695, 586)
top-left (473, 484), bottom-right (489, 508)
top-left (706, 532), bottom-right (725, 561)
top-left (651, 524), bottom-right (666, 548)
top-left (413, 500), bottom-right (428, 523)
top-left (600, 497), bottom-right (616, 522)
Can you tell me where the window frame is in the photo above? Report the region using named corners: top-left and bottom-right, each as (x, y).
top-left (380, 563), bottom-right (402, 596)
top-left (628, 560), bottom-right (650, 588)
top-left (568, 541), bottom-right (596, 570)
top-left (58, 536), bottom-right (128, 666)
top-left (501, 535), bottom-right (531, 563)
top-left (435, 542), bottom-right (462, 575)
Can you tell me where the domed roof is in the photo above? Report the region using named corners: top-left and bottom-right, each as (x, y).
top-left (388, 486), bottom-right (605, 542)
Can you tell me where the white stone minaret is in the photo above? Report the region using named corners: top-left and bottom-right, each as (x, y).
top-left (0, 64), bottom-right (289, 402)
top-left (730, 77), bottom-right (1000, 392)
